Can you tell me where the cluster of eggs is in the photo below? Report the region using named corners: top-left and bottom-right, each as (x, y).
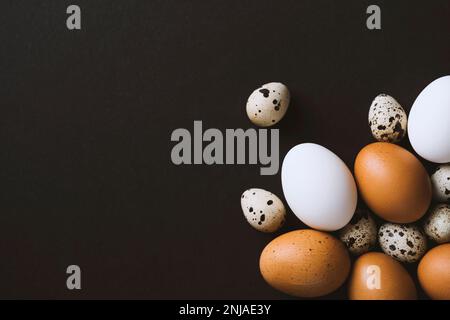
top-left (241, 77), bottom-right (450, 300)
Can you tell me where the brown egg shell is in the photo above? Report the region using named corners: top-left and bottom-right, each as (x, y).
top-left (259, 229), bottom-right (350, 298)
top-left (354, 142), bottom-right (431, 223)
top-left (418, 243), bottom-right (450, 300)
top-left (348, 252), bottom-right (417, 300)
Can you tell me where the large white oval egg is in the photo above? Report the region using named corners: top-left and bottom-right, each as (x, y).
top-left (408, 75), bottom-right (450, 163)
top-left (281, 143), bottom-right (357, 231)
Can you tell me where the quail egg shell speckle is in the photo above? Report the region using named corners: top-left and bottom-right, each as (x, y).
top-left (241, 188), bottom-right (286, 232)
top-left (424, 204), bottom-right (450, 244)
top-left (368, 94), bottom-right (407, 143)
top-left (379, 223), bottom-right (427, 263)
top-left (431, 164), bottom-right (450, 203)
top-left (246, 82), bottom-right (290, 127)
top-left (339, 210), bottom-right (377, 255)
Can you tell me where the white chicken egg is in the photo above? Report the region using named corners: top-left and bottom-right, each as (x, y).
top-left (281, 143), bottom-right (357, 231)
top-left (240, 188), bottom-right (286, 232)
top-left (408, 76), bottom-right (450, 163)
top-left (246, 82), bottom-right (290, 127)
top-left (430, 164), bottom-right (450, 203)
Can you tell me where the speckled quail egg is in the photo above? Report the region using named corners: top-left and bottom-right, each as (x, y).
top-left (339, 209), bottom-right (377, 255)
top-left (431, 164), bottom-right (450, 203)
top-left (368, 94), bottom-right (407, 143)
top-left (241, 188), bottom-right (286, 232)
top-left (379, 223), bottom-right (427, 263)
top-left (246, 82), bottom-right (290, 127)
top-left (423, 204), bottom-right (450, 244)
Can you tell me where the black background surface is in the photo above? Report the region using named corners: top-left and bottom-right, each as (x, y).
top-left (0, 0), bottom-right (449, 299)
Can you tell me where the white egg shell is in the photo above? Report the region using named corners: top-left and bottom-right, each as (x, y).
top-left (246, 82), bottom-right (290, 127)
top-left (379, 223), bottom-right (427, 263)
top-left (339, 210), bottom-right (377, 255)
top-left (430, 164), bottom-right (450, 202)
top-left (423, 204), bottom-right (450, 244)
top-left (240, 188), bottom-right (286, 232)
top-left (408, 76), bottom-right (450, 163)
top-left (281, 143), bottom-right (357, 231)
top-left (368, 94), bottom-right (407, 143)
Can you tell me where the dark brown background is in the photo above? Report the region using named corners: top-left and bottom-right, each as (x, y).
top-left (0, 0), bottom-right (449, 299)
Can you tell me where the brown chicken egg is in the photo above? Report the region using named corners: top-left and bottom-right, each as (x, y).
top-left (348, 252), bottom-right (417, 300)
top-left (354, 142), bottom-right (431, 223)
top-left (259, 229), bottom-right (350, 298)
top-left (418, 243), bottom-right (450, 300)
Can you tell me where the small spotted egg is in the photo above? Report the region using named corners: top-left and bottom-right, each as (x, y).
top-left (430, 164), bottom-right (450, 203)
top-left (423, 204), bottom-right (450, 244)
top-left (379, 223), bottom-right (427, 263)
top-left (246, 82), bottom-right (290, 127)
top-left (368, 94), bottom-right (407, 143)
top-left (240, 188), bottom-right (286, 233)
top-left (339, 209), bottom-right (377, 255)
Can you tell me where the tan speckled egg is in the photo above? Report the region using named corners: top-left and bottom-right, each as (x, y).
top-left (240, 188), bottom-right (286, 233)
top-left (259, 229), bottom-right (350, 298)
top-left (339, 209), bottom-right (378, 255)
top-left (246, 82), bottom-right (290, 127)
top-left (348, 252), bottom-right (417, 300)
top-left (378, 223), bottom-right (427, 263)
top-left (423, 204), bottom-right (450, 243)
top-left (368, 94), bottom-right (407, 143)
top-left (430, 164), bottom-right (450, 203)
